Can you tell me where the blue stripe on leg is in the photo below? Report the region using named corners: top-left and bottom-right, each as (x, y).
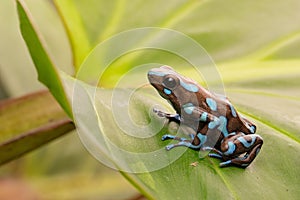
top-left (197, 133), bottom-right (207, 147)
top-left (223, 141), bottom-right (236, 156)
top-left (189, 134), bottom-right (195, 140)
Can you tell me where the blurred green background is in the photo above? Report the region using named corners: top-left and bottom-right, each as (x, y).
top-left (0, 1), bottom-right (139, 199)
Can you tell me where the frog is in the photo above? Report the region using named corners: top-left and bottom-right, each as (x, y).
top-left (147, 66), bottom-right (263, 168)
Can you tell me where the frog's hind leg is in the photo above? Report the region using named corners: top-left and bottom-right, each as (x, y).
top-left (218, 133), bottom-right (263, 168)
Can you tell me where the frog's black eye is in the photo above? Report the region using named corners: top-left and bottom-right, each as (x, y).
top-left (163, 76), bottom-right (177, 89)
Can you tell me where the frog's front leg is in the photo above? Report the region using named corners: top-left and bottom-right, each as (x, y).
top-left (162, 133), bottom-right (195, 142)
top-left (154, 108), bottom-right (198, 150)
top-left (160, 106), bottom-right (217, 151)
top-left (207, 133), bottom-right (263, 168)
top-left (153, 108), bottom-right (181, 124)
top-left (163, 133), bottom-right (207, 151)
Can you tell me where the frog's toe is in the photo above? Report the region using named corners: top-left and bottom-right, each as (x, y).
top-left (161, 134), bottom-right (174, 141)
top-left (208, 153), bottom-right (223, 159)
top-left (153, 108), bottom-right (159, 113)
top-left (240, 163), bottom-right (249, 168)
top-left (202, 147), bottom-right (214, 151)
top-left (202, 147), bottom-right (223, 155)
top-left (161, 135), bottom-right (168, 141)
top-left (219, 160), bottom-right (232, 167)
top-left (165, 144), bottom-right (175, 151)
top-left (153, 109), bottom-right (165, 117)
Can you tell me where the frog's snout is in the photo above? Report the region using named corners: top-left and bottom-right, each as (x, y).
top-left (147, 70), bottom-right (154, 83)
top-left (147, 69), bottom-right (164, 91)
top-left (148, 66), bottom-right (174, 84)
top-left (147, 69), bottom-right (160, 82)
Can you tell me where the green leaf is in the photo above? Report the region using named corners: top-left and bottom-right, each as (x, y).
top-left (54, 0), bottom-right (300, 63)
top-left (17, 0), bottom-right (72, 118)
top-left (65, 68), bottom-right (300, 199)
top-left (0, 91), bottom-right (75, 165)
top-left (53, 0), bottom-right (91, 69)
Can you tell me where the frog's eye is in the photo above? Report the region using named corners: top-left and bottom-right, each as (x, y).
top-left (163, 76), bottom-right (178, 89)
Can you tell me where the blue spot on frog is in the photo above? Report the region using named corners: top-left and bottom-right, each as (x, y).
top-left (148, 66), bottom-right (263, 168)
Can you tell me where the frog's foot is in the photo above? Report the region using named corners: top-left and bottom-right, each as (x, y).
top-left (163, 133), bottom-right (205, 151)
top-left (165, 141), bottom-right (201, 151)
top-left (226, 144), bottom-right (263, 168)
top-left (153, 108), bottom-right (181, 124)
top-left (218, 133), bottom-right (263, 168)
top-left (202, 147), bottom-right (223, 159)
top-left (161, 134), bottom-right (194, 141)
top-left (153, 108), bottom-right (166, 117)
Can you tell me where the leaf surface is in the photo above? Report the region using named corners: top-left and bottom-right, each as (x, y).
top-left (0, 91), bottom-right (75, 165)
top-left (17, 0), bottom-right (72, 117)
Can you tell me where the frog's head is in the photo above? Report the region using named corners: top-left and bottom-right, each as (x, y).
top-left (148, 66), bottom-right (200, 113)
top-left (148, 66), bottom-right (179, 99)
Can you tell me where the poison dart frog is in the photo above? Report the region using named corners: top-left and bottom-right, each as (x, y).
top-left (148, 66), bottom-right (263, 168)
